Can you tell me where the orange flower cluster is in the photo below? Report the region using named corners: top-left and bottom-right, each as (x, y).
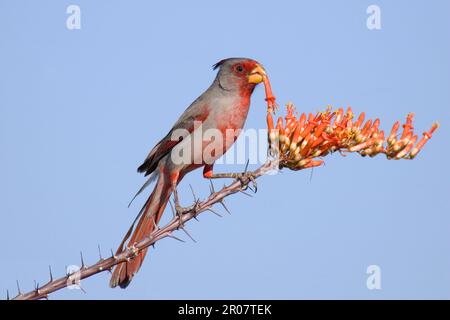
top-left (266, 104), bottom-right (439, 171)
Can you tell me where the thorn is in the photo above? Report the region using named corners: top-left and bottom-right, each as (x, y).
top-left (16, 280), bottom-right (21, 296)
top-left (244, 159), bottom-right (250, 173)
top-left (219, 199), bottom-right (231, 215)
top-left (34, 280), bottom-right (39, 291)
top-left (6, 290), bottom-right (10, 300)
top-left (209, 180), bottom-right (216, 194)
top-left (49, 265), bottom-right (53, 282)
top-left (65, 265), bottom-right (69, 276)
top-left (80, 251), bottom-right (85, 268)
top-left (239, 189), bottom-right (253, 197)
top-left (207, 207), bottom-right (222, 218)
top-left (180, 226), bottom-right (197, 243)
top-left (79, 284), bottom-right (87, 295)
top-left (189, 184), bottom-right (197, 201)
top-left (167, 233), bottom-right (185, 243)
top-left (98, 244), bottom-right (104, 261)
top-left (110, 248), bottom-right (115, 259)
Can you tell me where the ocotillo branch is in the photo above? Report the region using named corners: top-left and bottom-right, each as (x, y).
top-left (11, 160), bottom-right (278, 300)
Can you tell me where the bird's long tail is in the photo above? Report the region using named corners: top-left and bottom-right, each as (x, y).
top-left (110, 172), bottom-right (172, 288)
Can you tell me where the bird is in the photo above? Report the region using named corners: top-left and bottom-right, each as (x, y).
top-left (110, 58), bottom-right (268, 288)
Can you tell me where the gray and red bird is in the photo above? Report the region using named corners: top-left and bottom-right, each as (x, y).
top-left (110, 58), bottom-right (268, 288)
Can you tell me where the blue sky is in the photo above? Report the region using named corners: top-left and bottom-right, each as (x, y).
top-left (0, 0), bottom-right (449, 299)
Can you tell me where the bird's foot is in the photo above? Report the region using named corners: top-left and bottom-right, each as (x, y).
top-left (175, 203), bottom-right (197, 216)
top-left (173, 188), bottom-right (199, 227)
top-left (235, 160), bottom-right (258, 192)
top-left (225, 170), bottom-right (257, 193)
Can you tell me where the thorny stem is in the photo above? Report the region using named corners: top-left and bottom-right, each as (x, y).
top-left (10, 160), bottom-right (278, 300)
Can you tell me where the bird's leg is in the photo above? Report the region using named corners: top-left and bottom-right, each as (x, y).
top-left (173, 187), bottom-right (196, 217)
top-left (171, 177), bottom-right (198, 229)
top-left (203, 162), bottom-right (257, 192)
top-left (173, 188), bottom-right (186, 228)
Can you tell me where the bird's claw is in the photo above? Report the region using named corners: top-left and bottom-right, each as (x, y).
top-left (173, 188), bottom-right (190, 228)
top-left (175, 200), bottom-right (200, 228)
top-left (234, 172), bottom-right (258, 193)
top-left (175, 201), bottom-right (199, 215)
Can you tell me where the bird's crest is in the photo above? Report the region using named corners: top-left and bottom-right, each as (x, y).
top-left (212, 59), bottom-right (227, 70)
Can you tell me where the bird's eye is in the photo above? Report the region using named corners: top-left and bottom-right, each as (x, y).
top-left (235, 65), bottom-right (244, 73)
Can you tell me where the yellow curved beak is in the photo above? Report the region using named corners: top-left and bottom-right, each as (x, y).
top-left (248, 64), bottom-right (266, 84)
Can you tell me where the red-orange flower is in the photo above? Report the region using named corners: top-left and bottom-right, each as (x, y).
top-left (259, 73), bottom-right (438, 171)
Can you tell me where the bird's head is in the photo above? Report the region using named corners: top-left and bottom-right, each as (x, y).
top-left (212, 57), bottom-right (266, 95)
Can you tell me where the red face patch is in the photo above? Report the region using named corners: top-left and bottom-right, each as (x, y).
top-left (230, 60), bottom-right (258, 78)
